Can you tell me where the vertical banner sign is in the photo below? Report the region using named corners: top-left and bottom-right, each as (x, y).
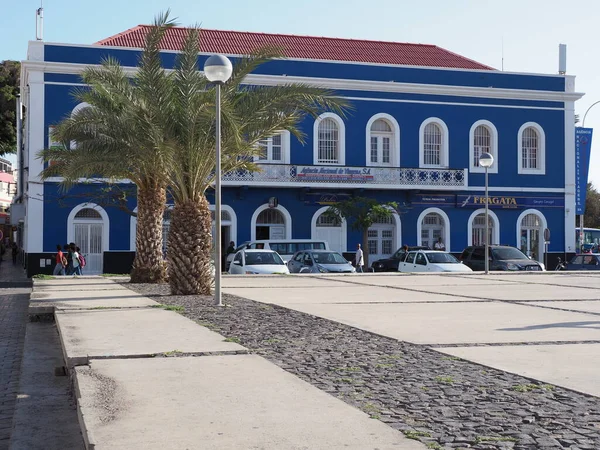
top-left (575, 127), bottom-right (594, 215)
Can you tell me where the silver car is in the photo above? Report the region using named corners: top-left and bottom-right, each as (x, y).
top-left (287, 250), bottom-right (356, 274)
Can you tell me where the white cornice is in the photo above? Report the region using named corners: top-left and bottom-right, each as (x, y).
top-left (22, 60), bottom-right (584, 103)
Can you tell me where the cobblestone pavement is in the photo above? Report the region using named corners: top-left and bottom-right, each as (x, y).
top-left (126, 283), bottom-right (600, 450)
top-left (0, 289), bottom-right (29, 450)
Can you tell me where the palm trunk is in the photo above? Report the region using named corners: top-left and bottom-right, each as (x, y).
top-left (130, 183), bottom-right (167, 283)
top-left (167, 197), bottom-right (213, 295)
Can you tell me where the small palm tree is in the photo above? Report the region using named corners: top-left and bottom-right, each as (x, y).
top-left (164, 28), bottom-right (351, 295)
top-left (39, 12), bottom-right (177, 283)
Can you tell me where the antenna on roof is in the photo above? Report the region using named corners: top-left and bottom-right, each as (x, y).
top-left (35, 0), bottom-right (44, 41)
top-left (501, 36), bottom-right (504, 71)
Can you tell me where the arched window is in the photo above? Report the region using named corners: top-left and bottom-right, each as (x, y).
top-left (518, 123), bottom-right (545, 175)
top-left (518, 210), bottom-right (546, 262)
top-left (370, 119), bottom-right (392, 166)
top-left (70, 102), bottom-right (92, 150)
top-left (419, 118), bottom-right (449, 168)
top-left (75, 208), bottom-right (102, 219)
top-left (314, 113), bottom-right (345, 165)
top-left (469, 121), bottom-right (499, 173)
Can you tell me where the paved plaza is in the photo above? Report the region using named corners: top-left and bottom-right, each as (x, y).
top-left (222, 272), bottom-right (600, 398)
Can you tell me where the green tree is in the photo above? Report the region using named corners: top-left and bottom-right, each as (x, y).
top-left (326, 197), bottom-right (398, 268)
top-left (163, 27), bottom-right (350, 295)
top-left (584, 182), bottom-right (600, 229)
top-left (39, 13), bottom-right (178, 283)
top-left (0, 60), bottom-right (20, 155)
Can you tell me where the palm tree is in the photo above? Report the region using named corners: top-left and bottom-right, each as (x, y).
top-left (164, 28), bottom-right (351, 295)
top-left (39, 12), bottom-right (177, 283)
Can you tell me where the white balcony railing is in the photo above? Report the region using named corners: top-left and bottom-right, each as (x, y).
top-left (222, 164), bottom-right (467, 189)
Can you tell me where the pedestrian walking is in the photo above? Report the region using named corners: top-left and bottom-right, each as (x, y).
top-left (226, 241), bottom-right (236, 256)
top-left (355, 243), bottom-right (364, 273)
top-left (53, 244), bottom-right (66, 276)
top-left (71, 244), bottom-right (82, 276)
top-left (64, 244), bottom-right (73, 275)
top-left (11, 242), bottom-right (18, 265)
top-left (434, 237), bottom-right (446, 251)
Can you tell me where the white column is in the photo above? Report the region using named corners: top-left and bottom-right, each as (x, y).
top-left (564, 79), bottom-right (576, 254)
top-left (25, 70), bottom-right (45, 253)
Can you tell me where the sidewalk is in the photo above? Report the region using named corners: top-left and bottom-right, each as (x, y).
top-left (0, 255), bottom-right (30, 288)
top-left (27, 277), bottom-right (425, 450)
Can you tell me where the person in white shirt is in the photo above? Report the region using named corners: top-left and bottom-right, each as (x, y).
top-left (434, 237), bottom-right (446, 251)
top-left (355, 243), bottom-right (364, 273)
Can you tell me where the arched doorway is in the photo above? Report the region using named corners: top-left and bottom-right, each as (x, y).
top-left (518, 210), bottom-right (546, 262)
top-left (367, 215), bottom-right (398, 263)
top-left (69, 205), bottom-right (109, 274)
top-left (468, 209), bottom-right (500, 246)
top-left (251, 204), bottom-right (292, 241)
top-left (418, 208), bottom-right (450, 250)
top-left (312, 207), bottom-right (346, 253)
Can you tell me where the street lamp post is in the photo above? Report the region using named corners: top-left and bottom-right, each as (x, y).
top-left (479, 152), bottom-right (494, 274)
top-left (204, 54), bottom-right (233, 306)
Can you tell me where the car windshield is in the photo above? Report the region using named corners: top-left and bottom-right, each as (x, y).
top-left (491, 247), bottom-right (529, 260)
top-left (426, 252), bottom-right (459, 263)
top-left (244, 252), bottom-right (284, 265)
top-left (312, 252), bottom-right (347, 264)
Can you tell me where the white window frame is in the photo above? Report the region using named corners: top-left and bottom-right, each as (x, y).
top-left (67, 202), bottom-right (110, 252)
top-left (254, 131), bottom-right (291, 164)
top-left (365, 113), bottom-right (400, 167)
top-left (313, 112), bottom-right (345, 165)
top-left (70, 102), bottom-right (92, 150)
top-left (250, 203), bottom-right (292, 241)
top-left (419, 118), bottom-right (449, 168)
top-left (517, 122), bottom-right (546, 175)
top-left (469, 120), bottom-right (498, 174)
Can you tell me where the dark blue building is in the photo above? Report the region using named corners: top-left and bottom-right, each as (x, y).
top-left (17, 26), bottom-right (583, 274)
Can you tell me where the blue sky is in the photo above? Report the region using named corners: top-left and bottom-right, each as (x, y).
top-left (2, 0), bottom-right (600, 187)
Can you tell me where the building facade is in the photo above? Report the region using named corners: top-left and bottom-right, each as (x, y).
top-left (18, 26), bottom-right (583, 275)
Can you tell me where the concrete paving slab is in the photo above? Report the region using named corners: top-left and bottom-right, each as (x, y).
top-left (225, 285), bottom-right (475, 304)
top-left (323, 274), bottom-right (521, 288)
top-left (74, 355), bottom-right (424, 450)
top-left (267, 301), bottom-right (600, 345)
top-left (438, 344), bottom-right (600, 398)
top-left (29, 289), bottom-right (158, 313)
top-left (223, 274), bottom-right (351, 289)
top-left (56, 308), bottom-right (246, 367)
top-left (460, 273), bottom-right (600, 289)
top-left (397, 283), bottom-right (600, 301)
top-left (528, 300), bottom-right (600, 314)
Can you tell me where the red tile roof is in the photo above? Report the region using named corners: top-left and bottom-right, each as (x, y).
top-left (96, 26), bottom-right (494, 71)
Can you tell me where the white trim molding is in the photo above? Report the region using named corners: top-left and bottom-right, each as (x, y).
top-left (250, 203), bottom-right (293, 241)
top-left (365, 113), bottom-right (401, 167)
top-left (516, 208), bottom-right (547, 262)
top-left (67, 202), bottom-right (110, 251)
top-left (517, 122), bottom-right (546, 175)
top-left (469, 120), bottom-right (499, 174)
top-left (310, 206), bottom-right (348, 252)
top-left (23, 59), bottom-right (585, 103)
top-left (417, 207), bottom-right (451, 251)
top-left (564, 100), bottom-right (576, 253)
top-left (313, 112), bottom-right (346, 165)
top-left (419, 117), bottom-right (449, 168)
top-left (209, 204), bottom-right (238, 248)
top-left (467, 208), bottom-right (500, 246)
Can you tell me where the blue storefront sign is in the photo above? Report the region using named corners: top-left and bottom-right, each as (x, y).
top-left (456, 195), bottom-right (564, 209)
top-left (575, 127), bottom-right (594, 215)
top-left (411, 194), bottom-right (456, 206)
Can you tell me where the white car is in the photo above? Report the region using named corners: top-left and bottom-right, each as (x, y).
top-left (228, 249), bottom-right (290, 275)
top-left (398, 250), bottom-right (473, 273)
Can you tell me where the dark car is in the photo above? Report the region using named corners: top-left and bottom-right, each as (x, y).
top-left (563, 253), bottom-right (600, 270)
top-left (460, 245), bottom-right (544, 271)
top-left (370, 246), bottom-right (430, 272)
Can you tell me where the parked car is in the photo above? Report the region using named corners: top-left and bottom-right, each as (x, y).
top-left (228, 249), bottom-right (290, 275)
top-left (287, 250), bottom-right (356, 274)
top-left (398, 250), bottom-right (473, 273)
top-left (370, 246), bottom-right (430, 272)
top-left (225, 239), bottom-right (329, 270)
top-left (562, 253), bottom-right (600, 270)
top-left (460, 245), bottom-right (545, 271)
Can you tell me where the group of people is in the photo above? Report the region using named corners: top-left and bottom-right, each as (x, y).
top-left (53, 243), bottom-right (86, 276)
